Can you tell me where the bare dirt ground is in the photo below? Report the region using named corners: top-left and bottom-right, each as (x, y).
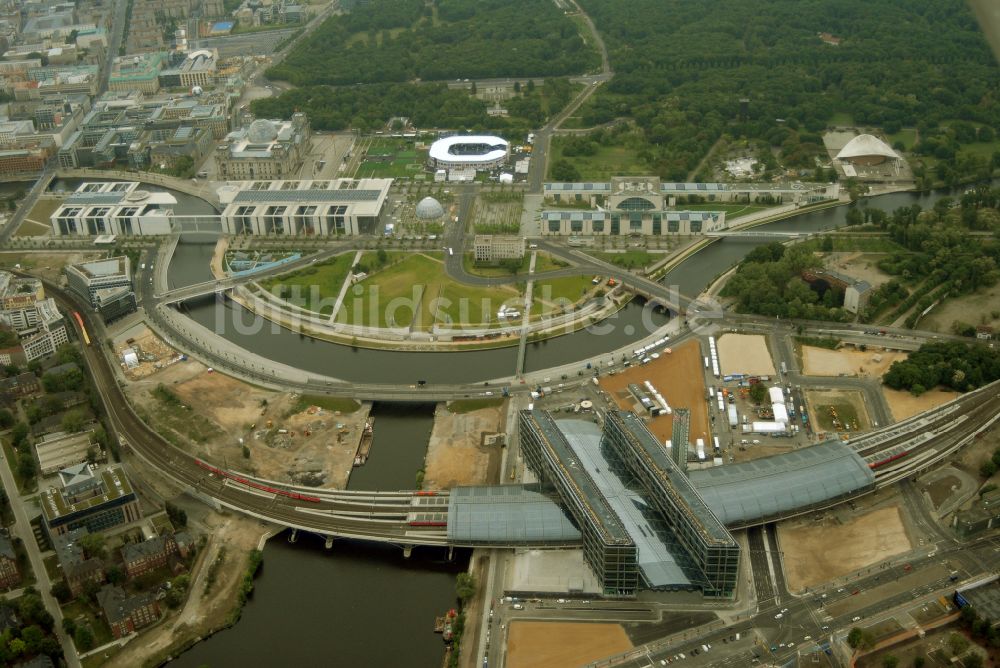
top-left (104, 513), bottom-right (272, 668)
top-left (506, 621), bottom-right (633, 668)
top-left (778, 505), bottom-right (912, 592)
top-left (598, 339), bottom-right (709, 444)
top-left (128, 361), bottom-right (366, 488)
top-left (717, 334), bottom-right (776, 376)
top-left (113, 324), bottom-right (182, 380)
top-left (805, 389), bottom-right (871, 436)
top-left (0, 251), bottom-right (104, 282)
top-left (823, 252), bottom-right (893, 289)
top-left (920, 287), bottom-right (1000, 334)
top-left (423, 404), bottom-right (504, 489)
top-left (801, 346), bottom-right (907, 377)
top-left (883, 387), bottom-right (960, 422)
top-left (210, 237), bottom-right (228, 279)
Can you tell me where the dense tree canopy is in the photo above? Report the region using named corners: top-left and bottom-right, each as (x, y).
top-left (269, 0), bottom-right (599, 85)
top-left (251, 78), bottom-right (575, 136)
top-left (572, 0), bottom-right (1000, 180)
top-left (720, 243), bottom-right (850, 321)
top-left (883, 341), bottom-right (1000, 394)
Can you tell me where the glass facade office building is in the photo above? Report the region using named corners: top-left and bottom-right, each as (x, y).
top-left (519, 409), bottom-right (740, 599)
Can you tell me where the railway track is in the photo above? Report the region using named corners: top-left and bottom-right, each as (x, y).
top-left (44, 282), bottom-right (452, 546)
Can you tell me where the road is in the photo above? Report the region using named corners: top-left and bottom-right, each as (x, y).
top-left (0, 449), bottom-right (80, 667)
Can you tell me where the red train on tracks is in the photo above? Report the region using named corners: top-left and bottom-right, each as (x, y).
top-left (867, 450), bottom-right (910, 470)
top-left (195, 459), bottom-right (321, 503)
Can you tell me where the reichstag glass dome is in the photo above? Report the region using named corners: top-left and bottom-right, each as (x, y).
top-left (247, 119), bottom-right (278, 143)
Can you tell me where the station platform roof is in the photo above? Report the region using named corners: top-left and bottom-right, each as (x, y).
top-left (687, 440), bottom-right (875, 527)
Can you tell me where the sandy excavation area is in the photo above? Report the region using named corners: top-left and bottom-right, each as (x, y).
top-left (801, 346), bottom-right (907, 377)
top-left (778, 505), bottom-right (912, 592)
top-left (423, 403), bottom-right (504, 489)
top-left (883, 387), bottom-right (960, 422)
top-left (598, 339), bottom-right (709, 445)
top-left (717, 334), bottom-right (776, 376)
top-left (507, 621), bottom-right (633, 668)
top-left (129, 360), bottom-right (367, 488)
top-left (114, 324), bottom-right (181, 380)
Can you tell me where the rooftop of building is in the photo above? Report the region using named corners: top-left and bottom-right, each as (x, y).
top-left (110, 52), bottom-right (165, 80)
top-left (541, 210), bottom-right (722, 221)
top-left (67, 256), bottom-right (130, 280)
top-left (121, 534), bottom-right (171, 563)
top-left (523, 410), bottom-right (633, 546)
top-left (610, 411), bottom-right (735, 546)
top-left (959, 580), bottom-right (1000, 622)
top-left (220, 178), bottom-right (392, 208)
top-left (0, 534), bottom-right (14, 561)
top-left (97, 584), bottom-right (156, 624)
top-left (447, 484), bottom-right (581, 544)
top-left (42, 465), bottom-right (134, 523)
top-left (557, 418), bottom-right (692, 588)
top-left (687, 439), bottom-right (875, 526)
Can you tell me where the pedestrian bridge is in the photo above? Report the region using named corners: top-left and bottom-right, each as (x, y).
top-left (704, 230), bottom-right (811, 240)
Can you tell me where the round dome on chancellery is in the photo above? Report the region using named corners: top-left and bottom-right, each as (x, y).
top-left (415, 196), bottom-right (445, 220)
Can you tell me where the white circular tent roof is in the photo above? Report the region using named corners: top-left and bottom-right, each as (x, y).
top-left (835, 134), bottom-right (900, 161)
top-left (415, 196), bottom-right (445, 220)
top-left (428, 135), bottom-right (509, 164)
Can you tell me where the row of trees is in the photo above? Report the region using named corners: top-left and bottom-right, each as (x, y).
top-left (569, 0), bottom-right (1000, 181)
top-left (268, 0), bottom-right (598, 86)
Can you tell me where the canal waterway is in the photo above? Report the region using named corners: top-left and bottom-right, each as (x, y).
top-left (347, 402), bottom-right (436, 490)
top-left (169, 533), bottom-right (466, 668)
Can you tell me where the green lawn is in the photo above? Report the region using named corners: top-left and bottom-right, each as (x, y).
top-left (356, 137), bottom-right (428, 179)
top-left (828, 112), bottom-right (855, 126)
top-left (359, 250), bottom-right (408, 271)
top-left (548, 141), bottom-right (647, 180)
top-left (63, 599), bottom-right (114, 649)
top-left (337, 253), bottom-right (520, 329)
top-left (261, 252), bottom-right (356, 315)
top-left (888, 128), bottom-right (917, 151)
top-left (814, 402), bottom-right (862, 432)
top-left (958, 140), bottom-right (1000, 160)
top-left (587, 250), bottom-right (656, 269)
top-left (532, 275), bottom-right (595, 314)
top-left (461, 251), bottom-right (569, 278)
top-left (462, 253), bottom-right (528, 277)
top-left (436, 282), bottom-right (521, 325)
top-left (534, 252), bottom-right (571, 274)
top-left (681, 203), bottom-right (772, 219)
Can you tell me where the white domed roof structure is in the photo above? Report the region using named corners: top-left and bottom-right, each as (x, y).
top-left (247, 119), bottom-right (278, 143)
top-left (415, 196), bottom-right (445, 220)
top-left (835, 134), bottom-right (900, 165)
